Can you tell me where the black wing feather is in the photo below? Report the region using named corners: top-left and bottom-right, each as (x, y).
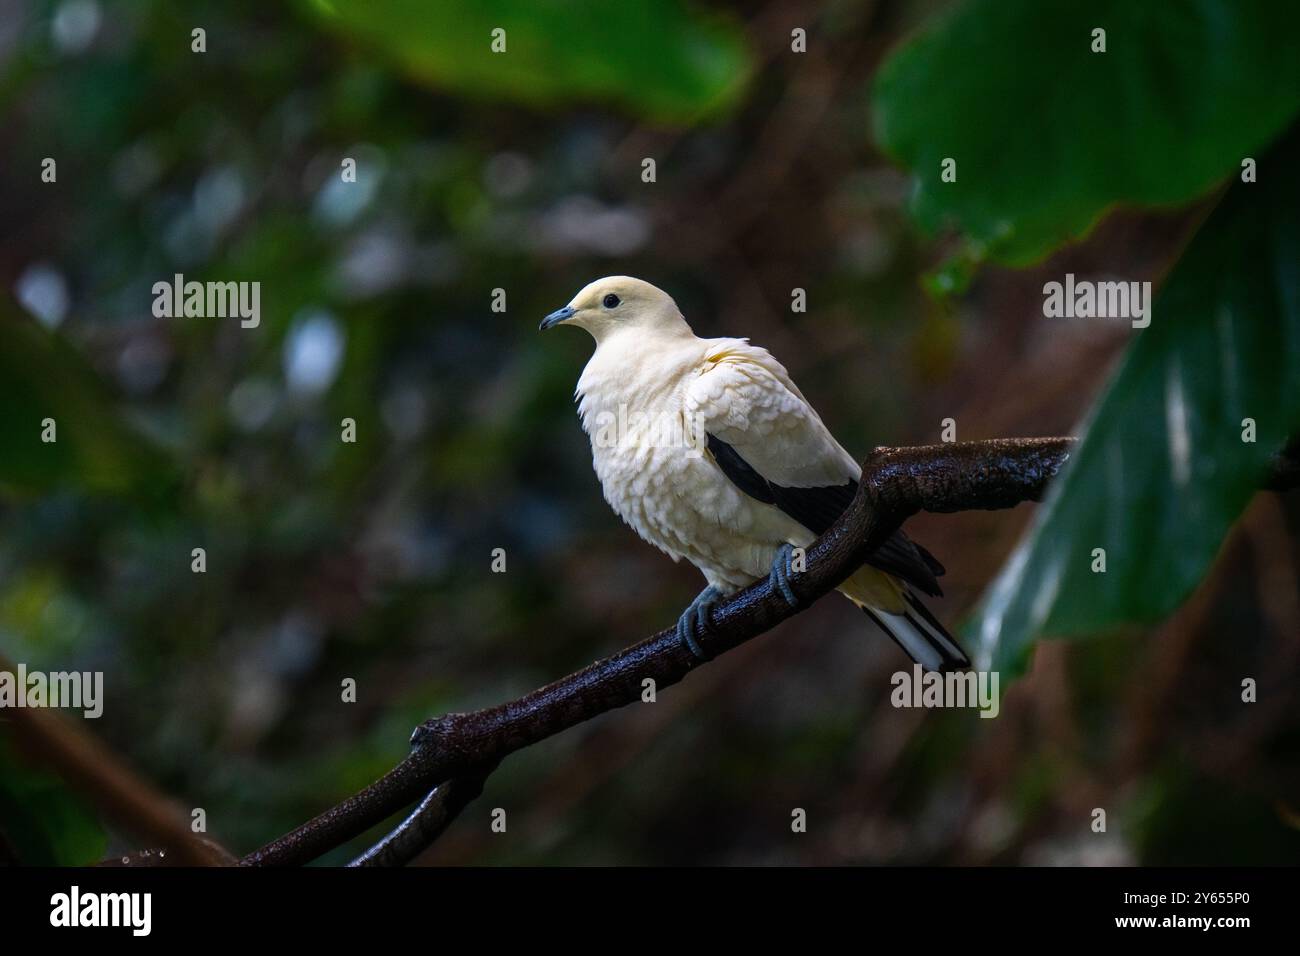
top-left (705, 433), bottom-right (944, 596)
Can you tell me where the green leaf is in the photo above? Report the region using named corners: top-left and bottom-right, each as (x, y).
top-left (299, 0), bottom-right (753, 124)
top-left (0, 308), bottom-right (173, 498)
top-left (968, 127), bottom-right (1300, 677)
top-left (873, 0), bottom-right (1300, 265)
top-left (0, 737), bottom-right (107, 866)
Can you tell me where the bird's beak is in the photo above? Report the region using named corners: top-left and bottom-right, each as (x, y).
top-left (539, 305), bottom-right (576, 331)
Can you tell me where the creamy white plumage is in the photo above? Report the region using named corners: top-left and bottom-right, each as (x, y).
top-left (542, 276), bottom-right (968, 672)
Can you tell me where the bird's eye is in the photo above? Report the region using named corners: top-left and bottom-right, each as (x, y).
top-left (602, 293), bottom-right (620, 309)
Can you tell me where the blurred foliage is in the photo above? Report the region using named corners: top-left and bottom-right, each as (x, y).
top-left (872, 0), bottom-right (1300, 683)
top-left (299, 0), bottom-right (754, 124)
top-left (0, 738), bottom-right (105, 865)
top-left (874, 0), bottom-right (1300, 268)
top-left (0, 0), bottom-right (1295, 867)
top-left (1132, 759), bottom-right (1300, 866)
top-left (0, 303), bottom-right (174, 496)
top-left (970, 129), bottom-right (1300, 676)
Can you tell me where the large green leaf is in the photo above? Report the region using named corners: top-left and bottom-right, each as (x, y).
top-left (300, 0), bottom-right (753, 124)
top-left (874, 0), bottom-right (1300, 266)
top-left (968, 128), bottom-right (1300, 676)
top-left (0, 308), bottom-right (173, 497)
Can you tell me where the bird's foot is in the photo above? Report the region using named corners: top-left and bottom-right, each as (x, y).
top-left (769, 543), bottom-right (802, 609)
top-left (675, 586), bottom-right (722, 661)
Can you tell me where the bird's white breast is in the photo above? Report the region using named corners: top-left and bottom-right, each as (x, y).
top-left (575, 335), bottom-right (807, 591)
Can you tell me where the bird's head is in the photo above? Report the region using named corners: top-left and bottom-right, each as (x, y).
top-left (540, 276), bottom-right (691, 343)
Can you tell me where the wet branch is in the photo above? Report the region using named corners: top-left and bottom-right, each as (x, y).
top-left (347, 766), bottom-right (497, 867)
top-left (241, 437), bottom-right (1075, 866)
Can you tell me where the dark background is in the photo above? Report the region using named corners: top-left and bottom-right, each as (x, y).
top-left (1, 0), bottom-right (1298, 865)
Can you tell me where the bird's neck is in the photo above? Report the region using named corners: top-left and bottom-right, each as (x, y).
top-left (576, 331), bottom-right (704, 424)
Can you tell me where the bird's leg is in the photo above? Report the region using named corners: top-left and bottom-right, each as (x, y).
top-left (675, 585), bottom-right (722, 660)
top-left (768, 543), bottom-right (802, 609)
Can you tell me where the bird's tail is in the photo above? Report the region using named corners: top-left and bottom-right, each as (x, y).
top-left (838, 567), bottom-right (970, 673)
top-left (861, 593), bottom-right (970, 673)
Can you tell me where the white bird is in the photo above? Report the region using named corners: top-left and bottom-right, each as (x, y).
top-left (541, 277), bottom-right (968, 671)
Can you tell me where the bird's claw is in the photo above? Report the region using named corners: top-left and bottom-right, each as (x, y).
top-left (769, 543), bottom-right (801, 609)
top-left (675, 586), bottom-right (721, 661)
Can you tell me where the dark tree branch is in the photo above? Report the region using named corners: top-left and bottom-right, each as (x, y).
top-left (347, 765), bottom-right (496, 867)
top-left (239, 436), bottom-right (1300, 866)
top-left (241, 437), bottom-right (1075, 866)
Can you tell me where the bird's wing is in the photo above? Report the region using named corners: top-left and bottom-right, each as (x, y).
top-left (685, 340), bottom-right (944, 596)
top-left (685, 340), bottom-right (859, 488)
